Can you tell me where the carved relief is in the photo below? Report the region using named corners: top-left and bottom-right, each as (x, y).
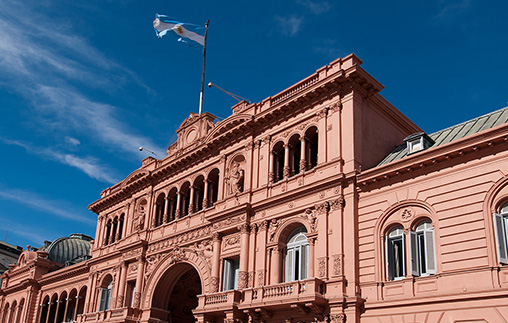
top-left (332, 254), bottom-right (343, 276)
top-left (330, 195), bottom-right (345, 210)
top-left (210, 276), bottom-right (219, 293)
top-left (257, 269), bottom-right (265, 285)
top-left (318, 257), bottom-right (327, 277)
top-left (315, 201), bottom-right (330, 214)
top-left (223, 235), bottom-right (240, 250)
top-left (238, 271), bottom-right (248, 289)
top-left (227, 156), bottom-right (245, 195)
top-left (329, 314), bottom-right (345, 323)
top-left (400, 208), bottom-right (414, 222)
top-left (302, 209), bottom-right (318, 232)
top-left (258, 220), bottom-right (268, 231)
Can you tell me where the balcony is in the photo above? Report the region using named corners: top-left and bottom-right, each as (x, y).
top-left (194, 290), bottom-right (242, 315)
top-left (241, 278), bottom-right (326, 312)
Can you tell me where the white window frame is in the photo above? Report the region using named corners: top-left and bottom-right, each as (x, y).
top-left (222, 258), bottom-right (239, 291)
top-left (410, 221), bottom-right (436, 276)
top-left (407, 137), bottom-right (424, 154)
top-left (386, 227), bottom-right (406, 280)
top-left (98, 280), bottom-right (112, 312)
top-left (285, 227), bottom-right (309, 282)
top-left (494, 204), bottom-right (508, 264)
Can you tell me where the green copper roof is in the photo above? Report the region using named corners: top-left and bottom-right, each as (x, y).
top-left (378, 106), bottom-right (508, 166)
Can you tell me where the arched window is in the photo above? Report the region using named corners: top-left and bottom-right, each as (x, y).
top-left (410, 221), bottom-right (436, 276)
top-left (494, 203), bottom-right (508, 264)
top-left (305, 127), bottom-right (318, 170)
top-left (38, 296), bottom-right (49, 323)
top-left (111, 217), bottom-right (118, 243)
top-left (8, 301), bottom-right (16, 323)
top-left (76, 286), bottom-right (87, 318)
top-left (56, 292), bottom-right (67, 322)
top-left (386, 226), bottom-right (405, 280)
top-left (2, 303), bottom-right (10, 323)
top-left (386, 222), bottom-right (436, 281)
top-left (168, 188), bottom-right (178, 221)
top-left (272, 141), bottom-right (285, 183)
top-left (15, 299), bottom-right (24, 323)
top-left (180, 182), bottom-right (191, 217)
top-left (154, 193), bottom-right (165, 227)
top-left (288, 134), bottom-right (301, 176)
top-left (207, 169), bottom-right (219, 207)
top-left (193, 175), bottom-right (205, 212)
top-left (118, 214), bottom-right (124, 240)
top-left (285, 226), bottom-right (309, 282)
top-left (104, 219), bottom-right (112, 246)
top-left (99, 276), bottom-right (113, 312)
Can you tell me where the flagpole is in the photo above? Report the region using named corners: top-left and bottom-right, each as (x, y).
top-left (199, 20), bottom-right (209, 115)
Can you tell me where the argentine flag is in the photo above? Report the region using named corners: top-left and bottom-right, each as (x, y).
top-left (153, 14), bottom-right (205, 47)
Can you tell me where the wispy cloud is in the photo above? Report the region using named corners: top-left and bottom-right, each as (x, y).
top-left (434, 0), bottom-right (472, 20)
top-left (296, 0), bottom-right (332, 15)
top-left (0, 137), bottom-right (121, 184)
top-left (34, 86), bottom-right (164, 158)
top-left (0, 0), bottom-right (163, 163)
top-left (0, 186), bottom-right (96, 226)
top-left (274, 15), bottom-right (304, 37)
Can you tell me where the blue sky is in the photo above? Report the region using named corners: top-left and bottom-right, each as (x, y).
top-left (0, 0), bottom-right (506, 248)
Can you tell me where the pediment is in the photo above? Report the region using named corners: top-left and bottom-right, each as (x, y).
top-left (120, 169), bottom-right (150, 189)
top-left (206, 113), bottom-right (253, 142)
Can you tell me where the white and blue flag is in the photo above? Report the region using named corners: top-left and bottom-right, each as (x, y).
top-left (153, 14), bottom-right (205, 47)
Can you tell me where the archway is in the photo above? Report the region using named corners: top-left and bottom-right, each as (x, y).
top-left (150, 263), bottom-right (202, 323)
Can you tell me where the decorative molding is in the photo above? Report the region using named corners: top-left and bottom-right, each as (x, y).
top-left (332, 253), bottom-right (343, 276)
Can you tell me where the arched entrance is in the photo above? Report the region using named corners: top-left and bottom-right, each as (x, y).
top-left (150, 263), bottom-right (202, 323)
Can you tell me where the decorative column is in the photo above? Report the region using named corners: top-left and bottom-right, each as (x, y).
top-left (203, 180), bottom-right (209, 209)
top-left (283, 143), bottom-right (290, 179)
top-left (175, 191), bottom-right (181, 219)
top-left (133, 256), bottom-right (145, 309)
top-left (300, 136), bottom-right (307, 171)
top-left (271, 247), bottom-right (280, 284)
top-left (211, 233), bottom-right (222, 292)
top-left (188, 186), bottom-right (195, 214)
top-left (256, 221), bottom-right (268, 286)
top-left (307, 236), bottom-right (317, 278)
top-left (62, 298), bottom-right (70, 323)
top-left (268, 148), bottom-right (274, 185)
top-left (238, 223), bottom-right (251, 289)
top-left (116, 261), bottom-right (127, 308)
top-left (163, 196), bottom-right (169, 223)
top-left (44, 301), bottom-right (52, 323)
top-left (73, 295), bottom-right (82, 322)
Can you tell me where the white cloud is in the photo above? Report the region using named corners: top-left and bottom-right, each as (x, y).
top-left (66, 137), bottom-right (81, 146)
top-left (34, 86), bottom-right (164, 158)
top-left (0, 137), bottom-right (121, 184)
top-left (274, 15), bottom-right (304, 37)
top-left (0, 186), bottom-right (96, 226)
top-left (296, 0), bottom-right (332, 15)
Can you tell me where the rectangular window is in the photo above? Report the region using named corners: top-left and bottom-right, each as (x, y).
top-left (222, 258), bottom-right (239, 291)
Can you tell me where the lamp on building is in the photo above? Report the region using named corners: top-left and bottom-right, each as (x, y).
top-left (208, 82), bottom-right (251, 104)
top-left (139, 146), bottom-right (157, 158)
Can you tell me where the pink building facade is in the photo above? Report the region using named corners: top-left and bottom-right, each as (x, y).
top-left (2, 54), bottom-right (508, 323)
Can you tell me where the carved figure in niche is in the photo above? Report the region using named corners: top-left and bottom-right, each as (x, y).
top-left (133, 200), bottom-right (147, 231)
top-left (229, 161), bottom-right (244, 195)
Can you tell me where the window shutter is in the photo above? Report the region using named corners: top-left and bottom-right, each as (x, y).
top-left (233, 260), bottom-right (239, 290)
top-left (425, 229), bottom-right (436, 274)
top-left (99, 288), bottom-right (106, 311)
top-left (222, 259), bottom-right (231, 291)
top-left (494, 213), bottom-right (508, 264)
top-left (386, 236), bottom-right (393, 280)
top-left (286, 248), bottom-right (294, 282)
top-left (409, 231), bottom-right (419, 276)
top-left (400, 232), bottom-right (406, 277)
top-left (301, 244), bottom-right (308, 280)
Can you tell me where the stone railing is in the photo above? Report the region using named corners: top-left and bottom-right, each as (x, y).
top-left (195, 290), bottom-right (242, 314)
top-left (243, 278), bottom-right (324, 305)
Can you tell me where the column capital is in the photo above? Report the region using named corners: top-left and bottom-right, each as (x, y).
top-left (212, 232), bottom-right (222, 242)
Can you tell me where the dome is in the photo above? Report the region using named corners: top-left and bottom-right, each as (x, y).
top-left (45, 233), bottom-right (92, 265)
